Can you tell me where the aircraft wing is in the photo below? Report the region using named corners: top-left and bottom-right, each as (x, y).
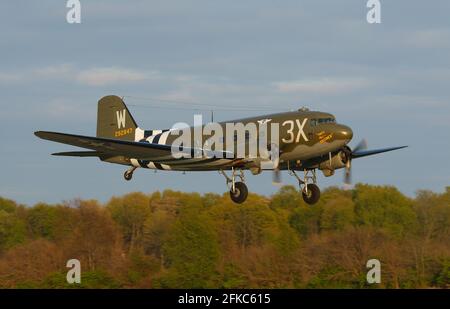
top-left (52, 151), bottom-right (103, 157)
top-left (35, 131), bottom-right (232, 160)
top-left (352, 146), bottom-right (408, 159)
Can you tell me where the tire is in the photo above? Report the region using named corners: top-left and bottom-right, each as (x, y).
top-left (229, 182), bottom-right (248, 204)
top-left (302, 184), bottom-right (320, 205)
top-left (124, 171), bottom-right (133, 181)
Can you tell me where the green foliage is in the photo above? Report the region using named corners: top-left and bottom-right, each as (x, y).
top-left (142, 209), bottom-right (174, 258)
top-left (202, 193), bottom-right (222, 208)
top-left (27, 203), bottom-right (58, 239)
top-left (126, 251), bottom-right (160, 284)
top-left (353, 184), bottom-right (417, 237)
top-left (0, 184), bottom-right (449, 289)
top-left (231, 203), bottom-right (277, 248)
top-left (220, 263), bottom-right (247, 288)
top-left (320, 195), bottom-right (355, 231)
top-left (433, 259), bottom-right (450, 288)
top-left (270, 186), bottom-right (303, 209)
top-left (289, 204), bottom-right (321, 238)
top-left (0, 197), bottom-right (18, 213)
top-left (414, 190), bottom-right (450, 240)
top-left (161, 209), bottom-right (219, 288)
top-left (0, 209), bottom-right (26, 251)
top-left (41, 271), bottom-right (121, 289)
top-left (274, 220), bottom-right (300, 257)
top-left (306, 265), bottom-right (353, 288)
top-left (107, 192), bottom-right (152, 251)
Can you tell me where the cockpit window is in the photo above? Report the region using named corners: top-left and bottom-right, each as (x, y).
top-left (310, 118), bottom-right (335, 126)
top-left (318, 118), bottom-right (335, 124)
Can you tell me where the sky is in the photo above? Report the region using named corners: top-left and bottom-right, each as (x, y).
top-left (0, 0), bottom-right (449, 205)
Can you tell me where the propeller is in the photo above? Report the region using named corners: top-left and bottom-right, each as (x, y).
top-left (343, 139), bottom-right (367, 185)
top-left (270, 143), bottom-right (282, 185)
top-left (272, 169), bottom-right (282, 184)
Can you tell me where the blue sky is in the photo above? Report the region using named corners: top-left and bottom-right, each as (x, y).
top-left (0, 0), bottom-right (449, 205)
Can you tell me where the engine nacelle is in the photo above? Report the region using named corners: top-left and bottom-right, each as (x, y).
top-left (318, 148), bottom-right (350, 177)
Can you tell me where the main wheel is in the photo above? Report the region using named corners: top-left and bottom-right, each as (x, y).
top-left (302, 184), bottom-right (320, 205)
top-left (229, 182), bottom-right (248, 204)
top-left (124, 170), bottom-right (133, 181)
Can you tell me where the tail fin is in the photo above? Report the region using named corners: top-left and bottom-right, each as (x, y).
top-left (97, 95), bottom-right (138, 141)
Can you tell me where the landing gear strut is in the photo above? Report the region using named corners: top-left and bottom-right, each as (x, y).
top-left (220, 168), bottom-right (248, 204)
top-left (288, 167), bottom-right (321, 205)
top-left (124, 167), bottom-right (137, 181)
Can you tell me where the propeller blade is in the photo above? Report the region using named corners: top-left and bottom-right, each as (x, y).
top-left (342, 138), bottom-right (366, 186)
top-left (353, 139), bottom-right (368, 153)
top-left (269, 142), bottom-right (282, 185)
top-left (344, 160), bottom-right (352, 185)
top-left (272, 169), bottom-right (282, 185)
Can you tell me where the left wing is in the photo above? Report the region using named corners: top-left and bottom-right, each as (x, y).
top-left (35, 131), bottom-right (232, 160)
top-left (52, 151), bottom-right (103, 157)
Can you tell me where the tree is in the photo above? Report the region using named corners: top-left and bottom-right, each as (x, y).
top-left (107, 192), bottom-right (152, 252)
top-left (42, 270), bottom-right (122, 289)
top-left (143, 209), bottom-right (174, 260)
top-left (270, 186), bottom-right (303, 209)
top-left (0, 209), bottom-right (26, 252)
top-left (353, 184), bottom-right (417, 238)
top-left (0, 239), bottom-right (63, 288)
top-left (161, 208), bottom-right (219, 288)
top-left (320, 195), bottom-right (355, 231)
top-left (63, 200), bottom-right (123, 272)
top-left (27, 203), bottom-right (58, 240)
top-left (0, 197), bottom-right (18, 213)
top-left (289, 204), bottom-right (321, 238)
top-left (0, 185), bottom-right (448, 289)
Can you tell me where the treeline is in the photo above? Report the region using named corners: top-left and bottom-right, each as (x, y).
top-left (0, 184), bottom-right (449, 288)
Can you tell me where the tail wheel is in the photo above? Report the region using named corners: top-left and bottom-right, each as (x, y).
top-left (302, 184), bottom-right (320, 205)
top-left (230, 182), bottom-right (248, 204)
top-left (124, 171), bottom-right (133, 181)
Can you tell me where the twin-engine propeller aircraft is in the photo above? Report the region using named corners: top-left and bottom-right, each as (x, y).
top-left (35, 95), bottom-right (407, 204)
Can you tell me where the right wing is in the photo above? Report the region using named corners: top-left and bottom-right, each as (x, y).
top-left (352, 146), bottom-right (408, 159)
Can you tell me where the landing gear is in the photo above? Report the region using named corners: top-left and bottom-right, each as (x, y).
top-left (302, 183), bottom-right (320, 205)
top-left (124, 167), bottom-right (137, 181)
top-left (288, 167), bottom-right (321, 205)
top-left (220, 168), bottom-right (248, 204)
top-left (230, 182), bottom-right (248, 204)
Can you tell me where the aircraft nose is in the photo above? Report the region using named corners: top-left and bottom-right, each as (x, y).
top-left (335, 125), bottom-right (353, 142)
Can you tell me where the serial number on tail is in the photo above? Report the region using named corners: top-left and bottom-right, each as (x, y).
top-left (115, 128), bottom-right (133, 137)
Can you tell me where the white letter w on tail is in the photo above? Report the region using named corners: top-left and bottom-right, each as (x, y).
top-left (116, 109), bottom-right (126, 129)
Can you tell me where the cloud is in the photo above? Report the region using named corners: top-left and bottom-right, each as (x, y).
top-left (273, 78), bottom-right (371, 94)
top-left (75, 67), bottom-right (151, 86)
top-left (405, 29), bottom-right (450, 48)
top-left (0, 72), bottom-right (21, 83)
top-left (0, 64), bottom-right (155, 86)
top-left (33, 64), bottom-right (74, 79)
